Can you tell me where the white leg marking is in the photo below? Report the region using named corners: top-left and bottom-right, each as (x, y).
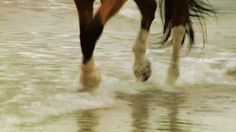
top-left (132, 29), bottom-right (152, 81)
top-left (171, 26), bottom-right (185, 63)
top-left (167, 25), bottom-right (185, 85)
top-left (133, 29), bottom-right (149, 65)
top-left (79, 57), bottom-right (101, 91)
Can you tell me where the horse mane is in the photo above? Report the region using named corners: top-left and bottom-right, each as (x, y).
top-left (159, 0), bottom-right (216, 48)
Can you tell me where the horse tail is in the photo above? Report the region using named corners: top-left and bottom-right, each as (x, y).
top-left (159, 0), bottom-right (216, 48)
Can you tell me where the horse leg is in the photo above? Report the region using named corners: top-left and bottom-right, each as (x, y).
top-left (166, 0), bottom-right (188, 85)
top-left (98, 0), bottom-right (126, 24)
top-left (75, 0), bottom-right (126, 91)
top-left (74, 0), bottom-right (100, 91)
top-left (132, 0), bottom-right (157, 81)
top-left (166, 26), bottom-right (185, 85)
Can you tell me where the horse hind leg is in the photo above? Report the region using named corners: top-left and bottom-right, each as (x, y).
top-left (133, 0), bottom-right (157, 82)
top-left (166, 25), bottom-right (185, 85)
top-left (166, 0), bottom-right (187, 85)
top-left (133, 30), bottom-right (152, 82)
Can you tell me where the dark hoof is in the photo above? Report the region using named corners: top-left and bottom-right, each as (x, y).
top-left (134, 59), bottom-right (152, 82)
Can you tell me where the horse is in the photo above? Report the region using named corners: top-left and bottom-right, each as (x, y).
top-left (73, 0), bottom-right (215, 91)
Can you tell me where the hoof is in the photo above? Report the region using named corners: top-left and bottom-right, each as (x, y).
top-left (78, 68), bottom-right (101, 92)
top-left (166, 63), bottom-right (179, 86)
top-left (134, 59), bottom-right (152, 82)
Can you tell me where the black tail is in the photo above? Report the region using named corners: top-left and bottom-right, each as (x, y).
top-left (159, 0), bottom-right (216, 48)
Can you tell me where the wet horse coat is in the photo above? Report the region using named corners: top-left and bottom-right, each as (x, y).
top-left (73, 0), bottom-right (215, 91)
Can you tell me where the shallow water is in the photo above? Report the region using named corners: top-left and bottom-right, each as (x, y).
top-left (0, 0), bottom-right (236, 132)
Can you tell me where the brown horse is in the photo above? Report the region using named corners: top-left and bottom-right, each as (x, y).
top-left (74, 0), bottom-right (215, 91)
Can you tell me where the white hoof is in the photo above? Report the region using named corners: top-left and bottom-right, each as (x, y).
top-left (79, 69), bottom-right (101, 92)
top-left (78, 59), bottom-right (101, 92)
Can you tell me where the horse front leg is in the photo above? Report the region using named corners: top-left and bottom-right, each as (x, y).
top-left (133, 0), bottom-right (157, 81)
top-left (79, 13), bottom-right (106, 91)
top-left (74, 0), bottom-right (101, 91)
top-left (75, 0), bottom-right (126, 91)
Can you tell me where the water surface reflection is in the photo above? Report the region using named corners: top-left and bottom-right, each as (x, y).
top-left (117, 89), bottom-right (186, 132)
top-left (73, 86), bottom-right (236, 132)
top-left (76, 109), bottom-right (99, 132)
